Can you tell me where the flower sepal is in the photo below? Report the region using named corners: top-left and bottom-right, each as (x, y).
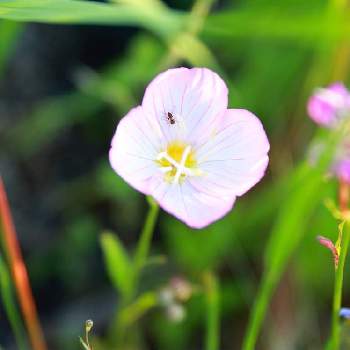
top-left (317, 222), bottom-right (345, 269)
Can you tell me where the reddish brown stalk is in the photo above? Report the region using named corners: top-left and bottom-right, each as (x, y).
top-left (0, 177), bottom-right (47, 350)
top-left (339, 178), bottom-right (350, 215)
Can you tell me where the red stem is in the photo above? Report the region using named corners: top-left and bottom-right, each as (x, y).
top-left (339, 178), bottom-right (349, 215)
top-left (0, 177), bottom-right (47, 350)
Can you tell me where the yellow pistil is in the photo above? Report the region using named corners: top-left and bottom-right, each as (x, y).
top-left (156, 141), bottom-right (201, 184)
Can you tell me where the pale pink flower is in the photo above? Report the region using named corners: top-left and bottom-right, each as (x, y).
top-left (308, 139), bottom-right (350, 183)
top-left (307, 82), bottom-right (350, 127)
top-left (109, 68), bottom-right (269, 228)
top-left (307, 82), bottom-right (350, 183)
top-left (333, 142), bottom-right (350, 183)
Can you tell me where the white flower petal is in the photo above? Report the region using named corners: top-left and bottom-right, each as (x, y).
top-left (196, 109), bottom-right (269, 196)
top-left (150, 180), bottom-right (235, 229)
top-left (109, 106), bottom-right (162, 194)
top-left (142, 67), bottom-right (228, 145)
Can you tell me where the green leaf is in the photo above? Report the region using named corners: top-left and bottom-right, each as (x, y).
top-left (204, 6), bottom-right (350, 44)
top-left (0, 20), bottom-right (23, 77)
top-left (0, 0), bottom-right (185, 39)
top-left (100, 231), bottom-right (132, 298)
top-left (169, 33), bottom-right (221, 70)
top-left (119, 291), bottom-right (157, 327)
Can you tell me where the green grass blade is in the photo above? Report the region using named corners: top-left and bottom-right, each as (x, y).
top-left (100, 231), bottom-right (132, 299)
top-left (243, 125), bottom-right (346, 350)
top-left (0, 0), bottom-right (185, 39)
top-left (204, 7), bottom-right (349, 43)
top-left (204, 271), bottom-right (220, 350)
top-left (0, 253), bottom-right (28, 350)
top-left (0, 20), bottom-right (23, 77)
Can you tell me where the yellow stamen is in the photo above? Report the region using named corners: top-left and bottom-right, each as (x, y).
top-left (156, 141), bottom-right (200, 184)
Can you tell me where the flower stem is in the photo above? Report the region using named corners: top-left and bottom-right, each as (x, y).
top-left (114, 196), bottom-right (159, 346)
top-left (132, 196), bottom-right (159, 294)
top-left (328, 221), bottom-right (350, 350)
top-left (328, 180), bottom-right (350, 350)
top-left (339, 179), bottom-right (349, 214)
top-left (204, 271), bottom-right (220, 350)
top-left (0, 177), bottom-right (47, 350)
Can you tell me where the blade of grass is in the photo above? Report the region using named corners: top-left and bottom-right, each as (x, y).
top-left (243, 124), bottom-right (347, 350)
top-left (100, 231), bottom-right (133, 299)
top-left (0, 253), bottom-right (28, 350)
top-left (203, 6), bottom-right (349, 43)
top-left (204, 271), bottom-right (220, 350)
top-left (0, 177), bottom-right (47, 350)
top-left (0, 20), bottom-right (23, 78)
top-left (132, 196), bottom-right (159, 294)
top-left (0, 0), bottom-right (185, 40)
top-left (327, 221), bottom-right (350, 350)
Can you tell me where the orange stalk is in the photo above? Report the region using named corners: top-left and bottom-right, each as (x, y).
top-left (0, 177), bottom-right (47, 350)
top-left (339, 178), bottom-right (349, 215)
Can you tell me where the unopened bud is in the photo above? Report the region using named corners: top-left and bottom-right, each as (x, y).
top-left (158, 287), bottom-right (175, 306)
top-left (170, 277), bottom-right (192, 302)
top-left (166, 303), bottom-right (186, 323)
top-left (85, 319), bottom-right (93, 333)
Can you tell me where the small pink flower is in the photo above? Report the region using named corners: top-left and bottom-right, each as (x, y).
top-left (333, 155), bottom-right (350, 184)
top-left (307, 82), bottom-right (350, 127)
top-left (109, 68), bottom-right (269, 228)
top-left (330, 131), bottom-right (350, 183)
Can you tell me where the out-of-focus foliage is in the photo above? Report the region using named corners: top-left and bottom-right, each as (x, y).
top-left (1, 0), bottom-right (350, 349)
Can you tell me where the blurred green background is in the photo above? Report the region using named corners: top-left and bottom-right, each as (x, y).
top-left (0, 0), bottom-right (349, 349)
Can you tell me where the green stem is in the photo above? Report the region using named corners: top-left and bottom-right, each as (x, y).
top-left (132, 196), bottom-right (159, 293)
top-left (242, 269), bottom-right (274, 350)
top-left (0, 253), bottom-right (28, 350)
top-left (114, 197), bottom-right (159, 346)
top-left (204, 271), bottom-right (220, 350)
top-left (160, 0), bottom-right (215, 69)
top-left (328, 222), bottom-right (350, 350)
top-left (187, 0), bottom-right (216, 35)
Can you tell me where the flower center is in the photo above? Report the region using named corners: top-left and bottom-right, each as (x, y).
top-left (156, 141), bottom-right (201, 184)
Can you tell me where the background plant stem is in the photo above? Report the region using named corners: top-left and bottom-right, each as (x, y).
top-left (0, 253), bottom-right (28, 350)
top-left (132, 196), bottom-right (159, 295)
top-left (329, 222), bottom-right (350, 350)
top-left (328, 180), bottom-right (350, 350)
top-left (114, 196), bottom-right (159, 346)
top-left (204, 271), bottom-right (220, 350)
top-left (0, 177), bottom-right (47, 350)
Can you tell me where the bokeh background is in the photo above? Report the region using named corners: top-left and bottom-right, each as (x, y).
top-left (0, 0), bottom-right (349, 349)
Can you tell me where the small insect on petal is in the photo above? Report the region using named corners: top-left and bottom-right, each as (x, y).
top-left (167, 112), bottom-right (176, 125)
top-left (317, 235), bottom-right (339, 268)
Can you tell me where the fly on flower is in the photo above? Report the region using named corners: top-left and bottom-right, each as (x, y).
top-left (167, 112), bottom-right (176, 125)
top-left (109, 68), bottom-right (270, 228)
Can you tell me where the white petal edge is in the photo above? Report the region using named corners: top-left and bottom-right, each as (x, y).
top-left (109, 106), bottom-right (162, 194)
top-left (150, 180), bottom-right (236, 229)
top-left (195, 108), bottom-right (270, 197)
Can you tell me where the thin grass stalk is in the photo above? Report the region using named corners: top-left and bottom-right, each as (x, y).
top-left (132, 196), bottom-right (159, 294)
top-left (328, 180), bottom-right (350, 349)
top-left (114, 196), bottom-right (159, 346)
top-left (0, 253), bottom-right (28, 350)
top-left (204, 271), bottom-right (220, 350)
top-left (329, 222), bottom-right (350, 349)
top-left (0, 177), bottom-right (47, 350)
